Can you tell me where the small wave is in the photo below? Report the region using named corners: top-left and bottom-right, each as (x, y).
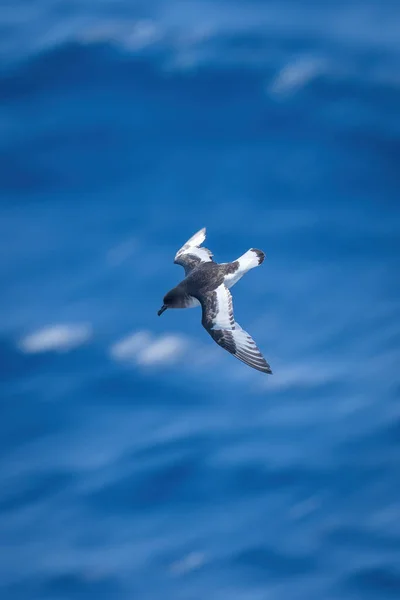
top-left (18, 324), bottom-right (92, 354)
top-left (170, 551), bottom-right (206, 575)
top-left (110, 330), bottom-right (188, 367)
top-left (268, 57), bottom-right (326, 97)
top-left (106, 239), bottom-right (138, 267)
top-left (79, 19), bottom-right (163, 52)
top-left (2, 1), bottom-right (399, 72)
top-left (265, 362), bottom-right (342, 391)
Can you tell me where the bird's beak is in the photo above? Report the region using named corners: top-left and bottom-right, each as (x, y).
top-left (157, 305), bottom-right (167, 316)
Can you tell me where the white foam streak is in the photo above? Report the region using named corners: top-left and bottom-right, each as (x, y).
top-left (81, 19), bottom-right (162, 50)
top-left (19, 324), bottom-right (92, 354)
top-left (110, 330), bottom-right (187, 367)
top-left (269, 57), bottom-right (326, 97)
top-left (138, 335), bottom-right (187, 366)
top-left (2, 1), bottom-right (400, 79)
top-left (267, 363), bottom-right (339, 390)
top-left (170, 552), bottom-right (206, 575)
top-left (110, 331), bottom-right (153, 362)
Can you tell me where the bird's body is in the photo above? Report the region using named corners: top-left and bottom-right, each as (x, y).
top-left (158, 228), bottom-right (272, 374)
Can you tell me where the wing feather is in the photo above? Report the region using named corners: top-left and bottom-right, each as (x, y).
top-left (174, 227), bottom-right (213, 275)
top-left (200, 284), bottom-right (272, 374)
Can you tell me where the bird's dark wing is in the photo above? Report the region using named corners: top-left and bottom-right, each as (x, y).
top-left (174, 227), bottom-right (213, 276)
top-left (199, 284), bottom-right (272, 374)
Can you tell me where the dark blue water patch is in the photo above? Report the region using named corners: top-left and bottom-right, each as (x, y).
top-left (0, 469), bottom-right (74, 514)
top-left (216, 28), bottom-right (333, 60)
top-left (88, 367), bottom-right (212, 408)
top-left (129, 432), bottom-right (213, 465)
top-left (44, 572), bottom-right (120, 600)
top-left (256, 380), bottom-right (347, 408)
top-left (236, 463), bottom-right (336, 497)
top-left (80, 435), bottom-right (316, 517)
top-left (337, 419), bottom-right (400, 457)
top-left (4, 40), bottom-right (390, 143)
top-left (344, 566), bottom-right (400, 598)
top-left (1, 42), bottom-right (263, 105)
top-left (0, 342), bottom-right (103, 395)
top-left (0, 387), bottom-right (67, 455)
top-left (334, 135), bottom-right (400, 204)
top-left (82, 448), bottom-right (351, 519)
top-left (312, 302), bottom-right (400, 358)
top-left (231, 544), bottom-right (317, 582)
top-left (1, 241), bottom-right (101, 289)
top-left (0, 129), bottom-right (141, 195)
top-left (312, 74), bottom-right (400, 125)
top-left (82, 453), bottom-right (205, 514)
top-left (3, 571), bottom-right (122, 600)
top-left (0, 152), bottom-right (60, 194)
top-left (0, 43), bottom-right (118, 101)
top-left (2, 42), bottom-right (398, 207)
top-left (0, 342), bottom-right (114, 454)
top-left (325, 525), bottom-right (400, 553)
top-left (0, 338), bottom-right (42, 382)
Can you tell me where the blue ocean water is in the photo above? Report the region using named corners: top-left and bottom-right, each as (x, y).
top-left (1, 1), bottom-right (400, 598)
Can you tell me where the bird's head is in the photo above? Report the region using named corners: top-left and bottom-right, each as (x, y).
top-left (157, 287), bottom-right (185, 316)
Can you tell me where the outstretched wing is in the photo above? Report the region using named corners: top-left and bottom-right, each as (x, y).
top-left (174, 227), bottom-right (213, 276)
top-left (200, 284), bottom-right (272, 374)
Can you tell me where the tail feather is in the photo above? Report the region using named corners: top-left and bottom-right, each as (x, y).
top-left (237, 248), bottom-right (265, 270)
top-left (223, 248), bottom-right (265, 289)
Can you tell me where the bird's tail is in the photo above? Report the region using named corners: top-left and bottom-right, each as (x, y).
top-left (236, 248), bottom-right (265, 271)
top-left (222, 248), bottom-right (265, 289)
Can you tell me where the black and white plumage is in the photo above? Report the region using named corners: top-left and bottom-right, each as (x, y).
top-left (158, 228), bottom-right (272, 374)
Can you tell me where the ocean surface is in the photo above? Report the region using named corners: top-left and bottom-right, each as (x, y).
top-left (1, 1), bottom-right (400, 598)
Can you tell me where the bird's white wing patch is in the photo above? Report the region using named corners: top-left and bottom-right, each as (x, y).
top-left (201, 284), bottom-right (272, 374)
top-left (179, 227), bottom-right (206, 250)
top-left (209, 283), bottom-right (235, 330)
top-left (174, 227), bottom-right (213, 275)
top-left (183, 246), bottom-right (213, 263)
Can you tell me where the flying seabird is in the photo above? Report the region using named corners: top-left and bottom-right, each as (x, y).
top-left (158, 228), bottom-right (272, 374)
